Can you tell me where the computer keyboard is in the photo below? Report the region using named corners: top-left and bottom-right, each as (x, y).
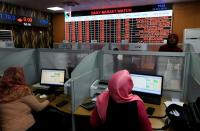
top-left (140, 95), bottom-right (161, 105)
top-left (33, 88), bottom-right (49, 94)
top-left (32, 83), bottom-right (50, 89)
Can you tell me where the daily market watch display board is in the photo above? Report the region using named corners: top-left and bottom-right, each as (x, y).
top-left (65, 4), bottom-right (172, 44)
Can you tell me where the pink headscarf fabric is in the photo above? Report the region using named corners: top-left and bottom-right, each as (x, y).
top-left (96, 70), bottom-right (142, 123)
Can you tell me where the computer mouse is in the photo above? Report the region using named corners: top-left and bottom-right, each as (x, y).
top-left (39, 94), bottom-right (47, 99)
top-left (146, 107), bottom-right (155, 115)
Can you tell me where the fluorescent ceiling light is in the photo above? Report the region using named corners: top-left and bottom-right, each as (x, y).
top-left (47, 7), bottom-right (64, 11)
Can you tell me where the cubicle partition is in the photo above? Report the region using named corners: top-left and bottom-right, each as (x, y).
top-left (100, 50), bottom-right (190, 101)
top-left (187, 52), bottom-right (200, 102)
top-left (70, 69), bottom-right (99, 131)
top-left (0, 48), bottom-right (38, 84)
top-left (0, 48), bottom-right (92, 84)
top-left (70, 51), bottom-right (101, 111)
top-left (38, 49), bottom-right (90, 79)
top-left (71, 69), bottom-right (99, 112)
top-left (178, 42), bottom-right (200, 102)
top-left (68, 51), bottom-right (100, 131)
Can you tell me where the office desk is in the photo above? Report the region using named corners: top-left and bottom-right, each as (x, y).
top-left (74, 98), bottom-right (167, 130)
top-left (33, 84), bottom-right (168, 130)
top-left (145, 99), bottom-right (166, 129)
top-left (38, 93), bottom-right (169, 130)
top-left (49, 94), bottom-right (72, 113)
top-left (32, 86), bottom-right (72, 114)
top-left (36, 94), bottom-right (72, 113)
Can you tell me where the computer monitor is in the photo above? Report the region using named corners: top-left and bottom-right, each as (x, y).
top-left (40, 68), bottom-right (66, 87)
top-left (130, 73), bottom-right (163, 104)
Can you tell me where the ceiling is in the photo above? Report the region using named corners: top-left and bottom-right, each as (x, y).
top-left (1, 0), bottom-right (199, 13)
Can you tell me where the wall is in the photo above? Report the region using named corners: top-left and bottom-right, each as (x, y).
top-left (52, 1), bottom-right (200, 44)
top-left (0, 2), bottom-right (53, 48)
top-left (53, 13), bottom-right (65, 43)
top-left (173, 2), bottom-right (200, 43)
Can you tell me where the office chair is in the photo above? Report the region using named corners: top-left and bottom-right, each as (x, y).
top-left (30, 106), bottom-right (71, 131)
top-left (67, 66), bottom-right (74, 78)
top-left (98, 96), bottom-right (140, 131)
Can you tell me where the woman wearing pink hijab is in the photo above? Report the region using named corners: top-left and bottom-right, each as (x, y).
top-left (90, 70), bottom-right (152, 131)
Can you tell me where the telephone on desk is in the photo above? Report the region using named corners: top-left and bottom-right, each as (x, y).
top-left (81, 100), bottom-right (96, 110)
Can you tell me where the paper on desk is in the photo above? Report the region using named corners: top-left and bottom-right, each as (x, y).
top-left (164, 101), bottom-right (184, 107)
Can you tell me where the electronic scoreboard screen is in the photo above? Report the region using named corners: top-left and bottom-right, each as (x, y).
top-left (65, 4), bottom-right (172, 44)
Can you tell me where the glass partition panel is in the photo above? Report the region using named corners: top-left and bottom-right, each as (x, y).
top-left (39, 49), bottom-right (89, 79)
top-left (190, 53), bottom-right (200, 84)
top-left (72, 43), bottom-right (105, 51)
top-left (0, 48), bottom-right (38, 84)
top-left (156, 56), bottom-right (184, 91)
top-left (102, 54), bottom-right (158, 80)
top-left (188, 52), bottom-right (200, 102)
top-left (102, 52), bottom-right (185, 92)
top-left (71, 51), bottom-right (100, 78)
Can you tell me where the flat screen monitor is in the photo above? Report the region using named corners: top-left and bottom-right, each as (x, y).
top-left (130, 73), bottom-right (163, 96)
top-left (40, 68), bottom-right (66, 87)
top-left (130, 73), bottom-right (163, 105)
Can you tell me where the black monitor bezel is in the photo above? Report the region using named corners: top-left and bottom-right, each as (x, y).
top-left (40, 68), bottom-right (66, 87)
top-left (130, 73), bottom-right (164, 97)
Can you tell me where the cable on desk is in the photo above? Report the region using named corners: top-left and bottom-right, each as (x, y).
top-left (148, 114), bottom-right (167, 118)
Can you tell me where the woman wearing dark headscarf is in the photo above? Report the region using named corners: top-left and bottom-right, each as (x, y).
top-left (90, 70), bottom-right (152, 131)
top-left (159, 33), bottom-right (182, 52)
top-left (0, 67), bottom-right (49, 131)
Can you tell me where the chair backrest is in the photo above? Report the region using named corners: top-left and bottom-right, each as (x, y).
top-left (102, 96), bottom-right (140, 130)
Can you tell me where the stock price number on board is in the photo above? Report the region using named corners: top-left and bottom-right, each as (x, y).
top-left (16, 17), bottom-right (33, 26)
